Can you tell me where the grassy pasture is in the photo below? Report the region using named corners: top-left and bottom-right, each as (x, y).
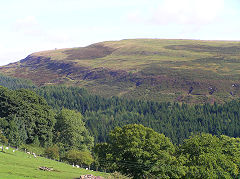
top-left (0, 146), bottom-right (108, 179)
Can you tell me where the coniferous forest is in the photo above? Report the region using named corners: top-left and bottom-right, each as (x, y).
top-left (0, 73), bottom-right (240, 178)
top-left (35, 85), bottom-right (240, 145)
top-left (1, 73), bottom-right (240, 144)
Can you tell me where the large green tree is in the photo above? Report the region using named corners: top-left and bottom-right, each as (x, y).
top-left (54, 108), bottom-right (94, 151)
top-left (44, 144), bottom-right (60, 160)
top-left (0, 86), bottom-right (56, 147)
top-left (178, 133), bottom-right (240, 178)
top-left (95, 124), bottom-right (185, 178)
top-left (64, 149), bottom-right (94, 167)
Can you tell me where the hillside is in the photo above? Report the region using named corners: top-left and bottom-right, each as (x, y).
top-left (1, 39), bottom-right (240, 103)
top-left (0, 146), bottom-right (107, 179)
top-left (0, 76), bottom-right (239, 144)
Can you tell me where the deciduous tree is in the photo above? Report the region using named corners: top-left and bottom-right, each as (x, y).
top-left (64, 149), bottom-right (94, 167)
top-left (95, 124), bottom-right (184, 178)
top-left (178, 133), bottom-right (240, 178)
top-left (55, 109), bottom-right (94, 151)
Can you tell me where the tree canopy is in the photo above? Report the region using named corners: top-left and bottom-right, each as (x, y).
top-left (35, 85), bottom-right (240, 145)
top-left (1, 75), bottom-right (240, 145)
top-left (95, 125), bottom-right (240, 178)
top-left (95, 124), bottom-right (184, 178)
top-left (64, 149), bottom-right (94, 167)
top-left (54, 108), bottom-right (94, 151)
top-left (178, 133), bottom-right (240, 178)
top-left (0, 86), bottom-right (56, 147)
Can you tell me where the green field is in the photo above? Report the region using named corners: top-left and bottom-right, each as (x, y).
top-left (0, 146), bottom-right (108, 179)
top-left (1, 39), bottom-right (240, 103)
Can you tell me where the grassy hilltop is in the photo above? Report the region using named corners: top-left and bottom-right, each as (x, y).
top-left (1, 39), bottom-right (240, 103)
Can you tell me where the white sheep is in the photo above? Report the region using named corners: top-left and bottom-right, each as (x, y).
top-left (13, 150), bottom-right (15, 152)
top-left (5, 147), bottom-right (9, 150)
top-left (76, 165), bottom-right (79, 168)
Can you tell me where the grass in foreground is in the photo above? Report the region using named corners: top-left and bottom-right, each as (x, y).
top-left (0, 146), bottom-right (108, 179)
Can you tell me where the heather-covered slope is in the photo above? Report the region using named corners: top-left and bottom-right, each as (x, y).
top-left (1, 39), bottom-right (240, 103)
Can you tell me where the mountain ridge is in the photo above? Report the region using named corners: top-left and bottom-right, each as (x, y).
top-left (1, 39), bottom-right (240, 103)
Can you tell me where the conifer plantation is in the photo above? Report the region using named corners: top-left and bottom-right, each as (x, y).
top-left (0, 74), bottom-right (240, 178)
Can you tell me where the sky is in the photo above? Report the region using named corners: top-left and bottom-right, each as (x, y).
top-left (0, 0), bottom-right (240, 66)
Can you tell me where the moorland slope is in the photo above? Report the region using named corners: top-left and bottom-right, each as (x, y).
top-left (1, 39), bottom-right (240, 103)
